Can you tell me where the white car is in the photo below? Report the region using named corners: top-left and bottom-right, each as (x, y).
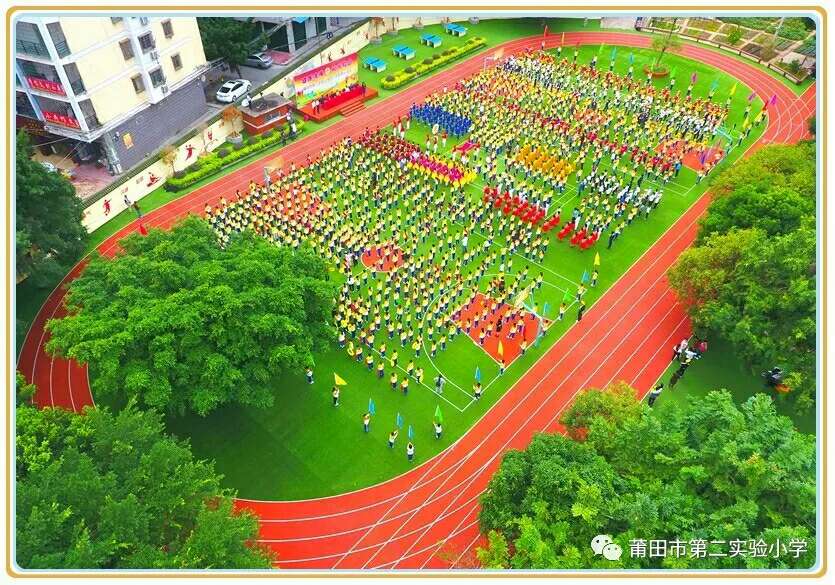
top-left (215, 79), bottom-right (252, 103)
top-left (40, 161), bottom-right (58, 173)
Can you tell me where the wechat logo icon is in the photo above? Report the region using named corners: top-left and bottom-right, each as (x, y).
top-left (591, 534), bottom-right (623, 561)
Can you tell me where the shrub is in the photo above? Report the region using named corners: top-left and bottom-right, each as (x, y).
top-left (432, 53), bottom-right (441, 59)
top-left (234, 143), bottom-right (245, 151)
top-left (385, 74), bottom-right (396, 82)
top-left (217, 148), bottom-right (229, 158)
top-left (443, 49), bottom-right (453, 56)
top-left (423, 58), bottom-right (433, 65)
top-left (189, 159), bottom-right (203, 171)
top-left (173, 170), bottom-right (185, 179)
top-left (405, 66), bottom-right (416, 73)
top-left (728, 25), bottom-right (743, 45)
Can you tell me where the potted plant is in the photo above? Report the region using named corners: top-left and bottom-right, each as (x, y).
top-left (222, 106), bottom-right (243, 145)
top-left (644, 28), bottom-right (683, 77)
top-left (413, 17), bottom-right (424, 30)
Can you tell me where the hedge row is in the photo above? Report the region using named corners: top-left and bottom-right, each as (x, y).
top-left (164, 121), bottom-right (305, 192)
top-left (381, 36), bottom-right (487, 90)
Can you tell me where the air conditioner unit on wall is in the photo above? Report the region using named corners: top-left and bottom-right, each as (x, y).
top-left (160, 84), bottom-right (169, 94)
top-left (150, 50), bottom-right (160, 62)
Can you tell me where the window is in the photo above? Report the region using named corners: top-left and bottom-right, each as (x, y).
top-left (131, 74), bottom-right (145, 94)
top-left (46, 22), bottom-right (71, 57)
top-left (138, 33), bottom-right (155, 53)
top-left (149, 67), bottom-right (165, 88)
top-left (119, 39), bottom-right (134, 60)
top-left (111, 17), bottom-right (123, 24)
top-left (171, 53), bottom-right (182, 70)
top-left (161, 19), bottom-right (174, 38)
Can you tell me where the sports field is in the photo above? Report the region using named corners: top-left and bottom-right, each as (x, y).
top-left (98, 43), bottom-right (770, 501)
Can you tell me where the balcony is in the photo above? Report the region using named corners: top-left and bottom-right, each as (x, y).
top-left (42, 110), bottom-right (81, 129)
top-left (16, 39), bottom-right (50, 58)
top-left (53, 40), bottom-right (71, 58)
top-left (69, 78), bottom-right (85, 95)
top-left (83, 113), bottom-right (101, 130)
top-left (26, 76), bottom-right (66, 96)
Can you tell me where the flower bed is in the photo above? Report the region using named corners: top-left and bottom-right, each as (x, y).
top-left (164, 121), bottom-right (305, 192)
top-left (643, 64), bottom-right (669, 78)
top-left (381, 36), bottom-right (487, 90)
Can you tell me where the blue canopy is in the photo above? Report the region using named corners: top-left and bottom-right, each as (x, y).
top-left (292, 17), bottom-right (309, 24)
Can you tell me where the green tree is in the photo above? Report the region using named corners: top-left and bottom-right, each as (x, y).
top-left (478, 385), bottom-right (816, 569)
top-left (807, 115), bottom-right (816, 137)
top-left (15, 131), bottom-right (87, 287)
top-left (651, 32), bottom-right (683, 71)
top-left (197, 17), bottom-right (261, 77)
top-left (670, 143), bottom-right (817, 410)
top-left (707, 143), bottom-right (816, 200)
top-left (16, 371), bottom-right (36, 406)
top-left (15, 400), bottom-right (274, 569)
top-left (727, 26), bottom-right (743, 45)
top-left (45, 217), bottom-right (337, 416)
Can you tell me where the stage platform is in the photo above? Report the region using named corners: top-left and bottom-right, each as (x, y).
top-left (295, 87), bottom-right (378, 122)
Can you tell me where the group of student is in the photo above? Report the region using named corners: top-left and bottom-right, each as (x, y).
top-left (204, 46), bottom-right (740, 461)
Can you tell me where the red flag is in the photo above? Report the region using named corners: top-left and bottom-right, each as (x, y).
top-left (543, 24), bottom-right (549, 37)
top-left (138, 223), bottom-right (148, 236)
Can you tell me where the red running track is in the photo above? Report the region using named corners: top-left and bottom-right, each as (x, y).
top-left (17, 31), bottom-right (816, 569)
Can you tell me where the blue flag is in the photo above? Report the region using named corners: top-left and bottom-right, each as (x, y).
top-left (533, 318), bottom-right (543, 348)
top-left (475, 366), bottom-right (481, 382)
top-left (396, 412), bottom-right (403, 428)
top-left (628, 52), bottom-right (634, 65)
top-left (408, 425), bottom-right (414, 439)
top-left (369, 397), bottom-right (376, 415)
top-left (610, 46), bottom-right (617, 61)
top-left (710, 78), bottom-right (719, 91)
top-left (542, 301), bottom-right (550, 317)
top-left (581, 270), bottom-right (589, 284)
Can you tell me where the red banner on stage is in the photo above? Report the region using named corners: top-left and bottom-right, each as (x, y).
top-left (292, 52), bottom-right (358, 106)
top-left (27, 76), bottom-right (66, 95)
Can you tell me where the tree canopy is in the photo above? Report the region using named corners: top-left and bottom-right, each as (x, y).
top-left (670, 143), bottom-right (817, 410)
top-left (15, 131), bottom-right (87, 287)
top-left (197, 17), bottom-right (262, 76)
top-left (45, 217), bottom-right (337, 416)
top-left (15, 400), bottom-right (274, 569)
top-left (477, 383), bottom-right (816, 569)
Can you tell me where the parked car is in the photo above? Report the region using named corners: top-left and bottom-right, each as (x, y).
top-left (40, 161), bottom-right (58, 173)
top-left (215, 79), bottom-right (252, 103)
top-left (244, 52), bottom-right (274, 69)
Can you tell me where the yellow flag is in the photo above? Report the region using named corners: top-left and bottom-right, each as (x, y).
top-left (729, 83), bottom-right (737, 96)
top-left (334, 373), bottom-right (348, 386)
top-left (497, 341), bottom-right (504, 358)
top-left (594, 252), bottom-right (601, 267)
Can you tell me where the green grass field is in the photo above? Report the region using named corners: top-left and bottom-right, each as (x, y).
top-left (647, 337), bottom-right (816, 434)
top-left (20, 19), bottom-right (813, 502)
top-left (96, 45), bottom-right (772, 502)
